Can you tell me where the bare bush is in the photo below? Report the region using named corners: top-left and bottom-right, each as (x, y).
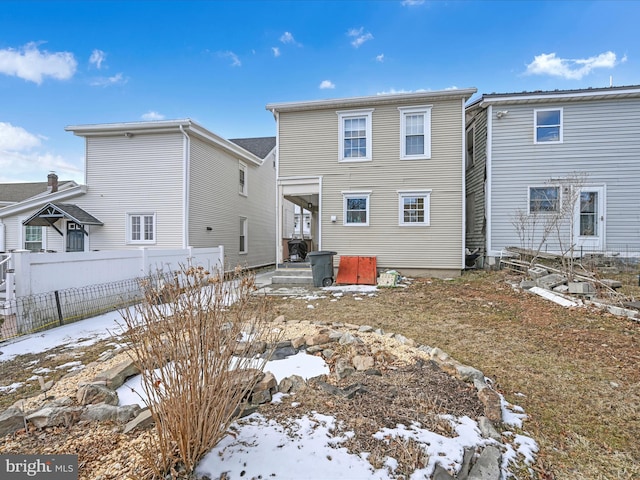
top-left (119, 265), bottom-right (278, 478)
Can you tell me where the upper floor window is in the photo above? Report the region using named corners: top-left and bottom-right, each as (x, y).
top-left (239, 161), bottom-right (248, 196)
top-left (338, 109), bottom-right (373, 162)
top-left (529, 186), bottom-right (560, 213)
top-left (343, 191), bottom-right (371, 226)
top-left (535, 108), bottom-right (563, 143)
top-left (24, 225), bottom-right (43, 252)
top-left (465, 125), bottom-right (475, 169)
top-left (399, 106), bottom-right (431, 160)
top-left (127, 213), bottom-right (156, 244)
top-left (398, 190), bottom-right (431, 226)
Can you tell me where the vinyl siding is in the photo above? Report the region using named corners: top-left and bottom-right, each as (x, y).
top-left (279, 98), bottom-right (465, 271)
top-left (465, 111), bottom-right (487, 252)
top-left (489, 97), bottom-right (640, 252)
top-left (189, 138), bottom-right (276, 270)
top-left (77, 133), bottom-right (184, 250)
top-left (2, 214), bottom-right (64, 252)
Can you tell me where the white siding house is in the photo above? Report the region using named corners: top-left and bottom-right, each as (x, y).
top-left (466, 85), bottom-right (640, 265)
top-left (1, 120), bottom-right (276, 271)
top-left (267, 89), bottom-right (477, 278)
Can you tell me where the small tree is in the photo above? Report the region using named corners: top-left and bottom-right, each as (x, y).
top-left (120, 264), bottom-right (278, 478)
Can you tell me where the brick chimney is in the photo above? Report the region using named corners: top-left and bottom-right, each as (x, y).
top-left (48, 172), bottom-right (58, 193)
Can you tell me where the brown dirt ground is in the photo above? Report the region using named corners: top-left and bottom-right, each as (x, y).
top-left (1, 269), bottom-right (638, 479)
top-left (267, 270), bottom-right (640, 479)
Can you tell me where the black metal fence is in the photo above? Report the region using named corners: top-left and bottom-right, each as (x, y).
top-left (0, 273), bottom-right (174, 341)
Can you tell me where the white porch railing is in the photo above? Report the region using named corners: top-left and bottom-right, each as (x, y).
top-left (0, 253), bottom-right (11, 293)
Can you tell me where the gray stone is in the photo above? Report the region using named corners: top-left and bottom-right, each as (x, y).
top-left (352, 355), bottom-right (375, 371)
top-left (568, 282), bottom-right (596, 295)
top-left (468, 445), bottom-right (501, 480)
top-left (77, 383), bottom-right (119, 406)
top-left (433, 464), bottom-right (455, 480)
top-left (123, 408), bottom-right (154, 433)
top-left (266, 345), bottom-right (298, 360)
top-left (254, 371), bottom-right (277, 392)
top-left (477, 387), bottom-right (502, 423)
top-left (0, 406), bottom-right (26, 436)
top-left (338, 332), bottom-right (360, 345)
top-left (306, 333), bottom-right (332, 346)
top-left (305, 345), bottom-right (325, 354)
top-left (374, 328), bottom-right (385, 336)
top-left (478, 416), bottom-right (501, 441)
top-left (417, 345), bottom-right (433, 355)
top-left (26, 406), bottom-right (84, 428)
top-left (393, 334), bottom-right (416, 347)
top-left (358, 325), bottom-right (374, 333)
top-left (458, 447), bottom-right (475, 480)
top-left (335, 357), bottom-right (355, 379)
top-left (278, 375), bottom-right (306, 394)
top-left (527, 266), bottom-right (548, 279)
top-left (456, 365), bottom-right (485, 384)
top-left (291, 336), bottom-right (306, 349)
top-left (234, 340), bottom-right (267, 356)
top-left (37, 376), bottom-right (54, 392)
top-left (328, 331), bottom-right (343, 341)
top-left (322, 349), bottom-right (335, 360)
top-left (94, 359), bottom-right (140, 390)
top-left (81, 403), bottom-right (141, 423)
top-left (364, 369), bottom-right (382, 376)
top-left (536, 273), bottom-right (567, 290)
top-left (520, 279), bottom-right (536, 290)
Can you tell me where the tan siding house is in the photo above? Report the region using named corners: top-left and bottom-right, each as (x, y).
top-left (267, 89), bottom-right (477, 278)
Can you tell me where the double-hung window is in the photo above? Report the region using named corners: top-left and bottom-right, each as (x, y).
top-left (24, 225), bottom-right (43, 252)
top-left (398, 190), bottom-right (431, 226)
top-left (529, 186), bottom-right (560, 213)
top-left (127, 213), bottom-right (156, 244)
top-left (534, 108), bottom-right (562, 143)
top-left (338, 109), bottom-right (373, 162)
top-left (343, 191), bottom-right (371, 226)
top-left (239, 217), bottom-right (248, 254)
top-left (239, 161), bottom-right (248, 196)
top-left (399, 106), bottom-right (431, 160)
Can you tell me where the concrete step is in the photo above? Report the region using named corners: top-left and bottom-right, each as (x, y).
top-left (271, 267), bottom-right (313, 285)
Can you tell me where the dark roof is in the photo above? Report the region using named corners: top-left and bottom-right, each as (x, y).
top-left (0, 182), bottom-right (49, 203)
top-left (23, 203), bottom-right (103, 227)
top-left (229, 137), bottom-right (276, 159)
top-left (481, 84), bottom-right (640, 99)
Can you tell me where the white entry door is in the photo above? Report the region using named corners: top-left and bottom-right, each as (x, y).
top-left (574, 186), bottom-right (604, 250)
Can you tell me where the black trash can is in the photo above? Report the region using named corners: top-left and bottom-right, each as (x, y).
top-left (307, 251), bottom-right (337, 287)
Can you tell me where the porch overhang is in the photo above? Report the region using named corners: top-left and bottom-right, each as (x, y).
top-left (22, 203), bottom-right (103, 236)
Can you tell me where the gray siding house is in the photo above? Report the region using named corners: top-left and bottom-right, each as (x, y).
top-left (267, 88), bottom-right (477, 278)
top-left (1, 120), bottom-right (276, 271)
top-left (466, 85), bottom-right (640, 265)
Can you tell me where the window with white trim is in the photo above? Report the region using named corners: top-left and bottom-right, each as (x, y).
top-left (239, 161), bottom-right (248, 196)
top-left (398, 191), bottom-right (431, 226)
top-left (534, 108), bottom-right (562, 143)
top-left (239, 217), bottom-right (248, 254)
top-left (399, 106), bottom-right (431, 159)
top-left (127, 213), bottom-right (156, 244)
top-left (529, 186), bottom-right (560, 213)
top-left (343, 192), bottom-right (371, 226)
top-left (24, 225), bottom-right (43, 252)
top-left (338, 109), bottom-right (373, 162)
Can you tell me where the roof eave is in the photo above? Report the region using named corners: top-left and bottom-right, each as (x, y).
top-left (0, 185), bottom-right (87, 218)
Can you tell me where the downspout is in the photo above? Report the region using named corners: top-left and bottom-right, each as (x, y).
top-left (179, 124), bottom-right (190, 249)
top-left (271, 109), bottom-right (281, 264)
top-left (461, 97), bottom-right (466, 271)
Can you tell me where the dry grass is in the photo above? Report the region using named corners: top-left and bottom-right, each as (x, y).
top-left (269, 270), bottom-right (640, 479)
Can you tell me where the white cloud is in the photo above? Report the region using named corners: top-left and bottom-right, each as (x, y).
top-left (401, 0), bottom-right (426, 5)
top-left (0, 122), bottom-right (82, 183)
top-left (272, 47), bottom-right (281, 57)
top-left (220, 51), bottom-right (241, 67)
top-left (0, 42), bottom-right (77, 84)
top-left (89, 49), bottom-right (106, 69)
top-left (377, 88), bottom-right (429, 95)
top-left (0, 122), bottom-right (42, 150)
top-left (141, 111), bottom-right (165, 121)
top-left (525, 51), bottom-right (622, 80)
top-left (90, 72), bottom-right (128, 87)
top-left (280, 32), bottom-right (296, 44)
top-left (319, 80), bottom-right (335, 89)
top-left (376, 53), bottom-right (385, 63)
top-left (347, 27), bottom-right (373, 48)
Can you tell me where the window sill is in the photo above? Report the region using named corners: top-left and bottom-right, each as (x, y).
top-left (400, 156), bottom-right (430, 161)
top-left (339, 158), bottom-right (372, 163)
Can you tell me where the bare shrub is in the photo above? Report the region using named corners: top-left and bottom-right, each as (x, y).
top-left (119, 265), bottom-right (278, 478)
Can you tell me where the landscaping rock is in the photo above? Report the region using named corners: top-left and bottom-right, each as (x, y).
top-left (394, 334), bottom-right (416, 347)
top-left (291, 336), bottom-right (306, 349)
top-left (468, 445), bottom-right (501, 480)
top-left (322, 348), bottom-right (335, 360)
top-left (81, 403), bottom-right (141, 423)
top-left (267, 345), bottom-right (298, 360)
top-left (26, 406), bottom-right (84, 428)
top-left (476, 387), bottom-right (502, 423)
top-left (77, 383), bottom-right (119, 406)
top-left (0, 406), bottom-right (25, 436)
top-left (358, 325), bottom-right (374, 333)
top-left (352, 355), bottom-right (375, 371)
top-left (478, 416), bottom-right (501, 441)
top-left (456, 365), bottom-right (485, 384)
top-left (433, 464), bottom-right (455, 479)
top-left (94, 359), bottom-right (140, 390)
top-left (123, 408), bottom-right (154, 433)
top-left (306, 333), bottom-right (332, 346)
top-left (278, 375), bottom-right (306, 394)
top-left (458, 447), bottom-right (475, 480)
top-left (335, 357), bottom-right (356, 379)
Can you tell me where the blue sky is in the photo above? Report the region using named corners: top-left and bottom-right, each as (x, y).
top-left (1, 0), bottom-right (638, 183)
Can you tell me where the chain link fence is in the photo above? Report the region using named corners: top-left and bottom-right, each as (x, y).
top-left (0, 273), bottom-right (175, 341)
